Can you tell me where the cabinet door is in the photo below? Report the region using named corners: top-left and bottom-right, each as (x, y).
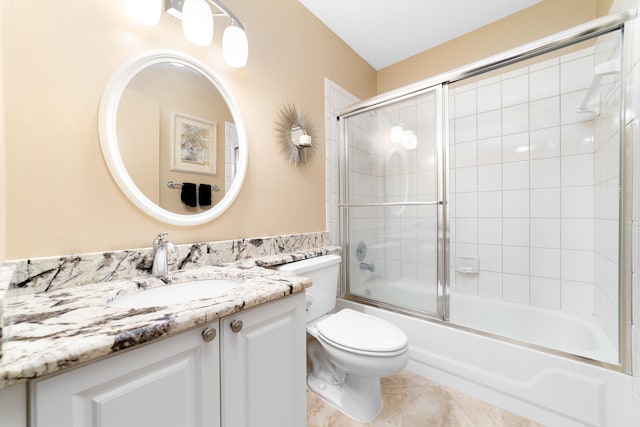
top-left (221, 293), bottom-right (306, 427)
top-left (31, 323), bottom-right (220, 427)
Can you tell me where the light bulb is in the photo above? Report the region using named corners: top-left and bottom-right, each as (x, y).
top-left (390, 125), bottom-right (403, 143)
top-left (402, 130), bottom-right (417, 150)
top-left (123, 0), bottom-right (162, 26)
top-left (223, 24), bottom-right (248, 67)
top-left (182, 0), bottom-right (214, 46)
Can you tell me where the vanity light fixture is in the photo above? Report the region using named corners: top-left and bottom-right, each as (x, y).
top-left (124, 0), bottom-right (249, 68)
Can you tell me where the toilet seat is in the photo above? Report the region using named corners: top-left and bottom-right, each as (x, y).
top-left (316, 309), bottom-right (408, 356)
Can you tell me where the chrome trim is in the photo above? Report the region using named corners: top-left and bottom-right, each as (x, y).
top-left (619, 22), bottom-right (633, 374)
top-left (337, 9), bottom-right (637, 119)
top-left (338, 201), bottom-right (442, 207)
top-left (439, 84), bottom-right (450, 321)
top-left (339, 115), bottom-right (349, 298)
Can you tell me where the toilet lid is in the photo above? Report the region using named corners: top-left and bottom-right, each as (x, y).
top-left (316, 309), bottom-right (408, 353)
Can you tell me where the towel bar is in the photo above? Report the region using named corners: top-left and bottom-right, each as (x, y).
top-left (167, 180), bottom-right (220, 192)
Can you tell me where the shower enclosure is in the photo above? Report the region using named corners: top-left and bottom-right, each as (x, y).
top-left (338, 11), bottom-right (633, 370)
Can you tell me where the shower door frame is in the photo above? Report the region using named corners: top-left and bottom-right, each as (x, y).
top-left (338, 84), bottom-right (450, 321)
top-left (337, 9), bottom-right (636, 374)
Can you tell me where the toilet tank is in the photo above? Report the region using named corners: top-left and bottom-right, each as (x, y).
top-left (274, 254), bottom-right (341, 322)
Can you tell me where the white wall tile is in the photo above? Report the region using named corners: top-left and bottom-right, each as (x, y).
top-left (477, 137), bottom-right (502, 165)
top-left (561, 154), bottom-right (594, 186)
top-left (479, 271), bottom-right (503, 298)
top-left (531, 277), bottom-right (561, 308)
top-left (456, 192), bottom-right (477, 217)
top-left (455, 271), bottom-right (478, 295)
top-left (502, 132), bottom-right (529, 163)
top-left (454, 88), bottom-right (477, 118)
top-left (530, 65), bottom-right (560, 100)
top-left (531, 218), bottom-right (561, 248)
top-left (531, 247), bottom-right (561, 279)
top-left (478, 218), bottom-right (502, 245)
top-left (502, 74), bottom-right (529, 107)
top-left (561, 186), bottom-right (594, 218)
top-left (561, 55), bottom-right (595, 93)
top-left (562, 218), bottom-right (594, 250)
top-left (455, 140), bottom-right (477, 168)
top-left (456, 218), bottom-right (478, 244)
top-left (561, 280), bottom-right (594, 314)
top-left (478, 164), bottom-right (502, 191)
top-left (530, 96), bottom-right (561, 130)
top-left (561, 122), bottom-right (594, 155)
top-left (503, 104), bottom-right (529, 135)
top-left (531, 188), bottom-right (560, 217)
top-left (503, 246), bottom-right (529, 275)
top-left (455, 115), bottom-right (477, 143)
top-left (503, 161), bottom-right (529, 190)
top-left (477, 82), bottom-right (501, 113)
top-left (503, 218), bottom-right (529, 246)
top-left (478, 110), bottom-right (502, 139)
top-left (530, 127), bottom-right (560, 159)
top-left (503, 273), bottom-right (530, 303)
top-left (479, 244), bottom-right (502, 272)
top-left (531, 158), bottom-right (560, 188)
top-left (561, 250), bottom-right (594, 282)
top-left (478, 191), bottom-right (502, 217)
top-left (456, 166), bottom-right (478, 192)
top-left (503, 190), bottom-right (529, 217)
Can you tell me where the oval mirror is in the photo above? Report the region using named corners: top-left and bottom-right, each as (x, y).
top-left (99, 50), bottom-right (248, 226)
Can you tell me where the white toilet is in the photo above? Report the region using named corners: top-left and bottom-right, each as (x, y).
top-left (275, 254), bottom-right (409, 422)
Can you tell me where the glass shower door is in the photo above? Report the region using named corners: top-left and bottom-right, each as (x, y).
top-left (340, 85), bottom-right (446, 318)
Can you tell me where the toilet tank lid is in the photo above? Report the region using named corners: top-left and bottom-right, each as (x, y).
top-left (274, 254), bottom-right (341, 275)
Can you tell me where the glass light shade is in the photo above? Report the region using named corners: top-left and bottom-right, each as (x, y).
top-left (223, 25), bottom-right (249, 67)
top-left (123, 0), bottom-right (162, 26)
top-left (182, 0), bottom-right (214, 46)
top-left (390, 125), bottom-right (403, 143)
top-left (402, 130), bottom-right (417, 150)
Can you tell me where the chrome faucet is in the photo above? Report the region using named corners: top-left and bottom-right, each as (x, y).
top-left (359, 262), bottom-right (375, 272)
top-left (152, 232), bottom-right (175, 282)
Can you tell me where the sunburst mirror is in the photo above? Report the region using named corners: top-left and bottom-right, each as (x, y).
top-left (275, 103), bottom-right (316, 166)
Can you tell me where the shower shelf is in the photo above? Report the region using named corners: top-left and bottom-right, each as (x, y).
top-left (576, 57), bottom-right (620, 115)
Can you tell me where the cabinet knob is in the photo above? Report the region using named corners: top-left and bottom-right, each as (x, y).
top-left (229, 320), bottom-right (243, 333)
top-left (201, 327), bottom-right (217, 342)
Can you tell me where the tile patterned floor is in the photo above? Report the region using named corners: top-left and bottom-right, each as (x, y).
top-left (307, 370), bottom-right (544, 427)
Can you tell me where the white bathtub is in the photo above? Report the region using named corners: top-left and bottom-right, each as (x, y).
top-left (353, 278), bottom-right (618, 364)
top-left (338, 291), bottom-right (634, 426)
top-left (450, 293), bottom-right (618, 365)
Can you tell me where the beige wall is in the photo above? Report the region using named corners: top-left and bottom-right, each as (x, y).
top-left (377, 0), bottom-right (609, 93)
top-left (0, 0), bottom-right (376, 259)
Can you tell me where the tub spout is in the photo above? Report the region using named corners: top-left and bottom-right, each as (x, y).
top-left (359, 262), bottom-right (375, 272)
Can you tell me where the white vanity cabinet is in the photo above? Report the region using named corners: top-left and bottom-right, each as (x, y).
top-left (221, 292), bottom-right (306, 427)
top-left (29, 292), bottom-right (306, 427)
top-left (30, 322), bottom-right (221, 427)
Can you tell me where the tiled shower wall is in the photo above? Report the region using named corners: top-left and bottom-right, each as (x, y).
top-left (449, 38), bottom-right (621, 345)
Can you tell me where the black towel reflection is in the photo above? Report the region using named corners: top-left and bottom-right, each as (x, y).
top-left (199, 184), bottom-right (212, 206)
top-left (180, 183), bottom-right (197, 207)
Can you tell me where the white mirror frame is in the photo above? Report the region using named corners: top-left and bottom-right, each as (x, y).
top-left (99, 50), bottom-right (248, 226)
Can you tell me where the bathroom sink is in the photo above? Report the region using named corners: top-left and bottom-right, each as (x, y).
top-left (109, 279), bottom-right (243, 309)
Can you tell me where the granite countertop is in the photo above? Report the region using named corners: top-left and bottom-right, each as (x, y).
top-left (0, 256), bottom-right (317, 389)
